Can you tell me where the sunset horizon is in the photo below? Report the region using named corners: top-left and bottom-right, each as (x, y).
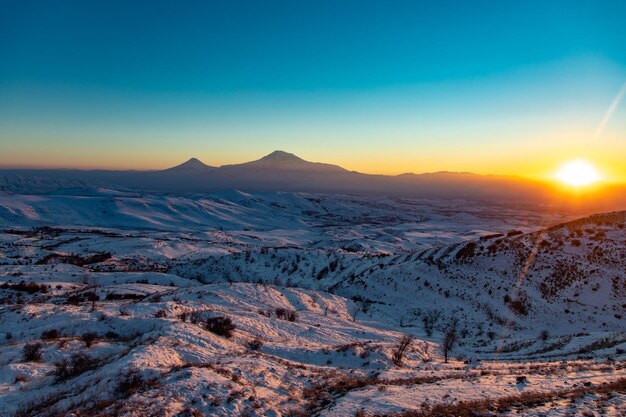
top-left (2, 1), bottom-right (625, 183)
top-left (2, 149), bottom-right (624, 188)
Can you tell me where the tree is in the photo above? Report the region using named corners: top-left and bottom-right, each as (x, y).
top-left (79, 274), bottom-right (99, 311)
top-left (86, 292), bottom-right (99, 311)
top-left (443, 327), bottom-right (457, 363)
top-left (392, 335), bottom-right (413, 366)
top-left (82, 332), bottom-right (97, 348)
top-left (422, 311), bottom-right (440, 337)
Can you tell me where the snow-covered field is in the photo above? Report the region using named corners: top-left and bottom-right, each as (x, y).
top-left (0, 190), bottom-right (624, 416)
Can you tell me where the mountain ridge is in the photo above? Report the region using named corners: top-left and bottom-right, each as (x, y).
top-left (1, 151), bottom-right (626, 214)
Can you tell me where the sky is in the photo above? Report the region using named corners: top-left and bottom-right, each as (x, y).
top-left (1, 0), bottom-right (625, 181)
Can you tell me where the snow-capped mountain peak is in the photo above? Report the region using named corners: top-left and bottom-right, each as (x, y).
top-left (164, 157), bottom-right (214, 172)
top-left (221, 150), bottom-right (347, 172)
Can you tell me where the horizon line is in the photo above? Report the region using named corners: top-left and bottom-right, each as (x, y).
top-left (0, 150), bottom-right (532, 181)
top-left (1, 150), bottom-right (623, 187)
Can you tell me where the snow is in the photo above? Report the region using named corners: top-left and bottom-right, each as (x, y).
top-left (0, 189), bottom-right (624, 416)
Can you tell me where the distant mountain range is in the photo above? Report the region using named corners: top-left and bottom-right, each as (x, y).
top-left (1, 150), bottom-right (625, 213)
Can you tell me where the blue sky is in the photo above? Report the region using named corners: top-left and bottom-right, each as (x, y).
top-left (1, 0), bottom-right (625, 177)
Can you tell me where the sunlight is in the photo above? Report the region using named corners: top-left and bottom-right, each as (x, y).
top-left (555, 159), bottom-right (601, 187)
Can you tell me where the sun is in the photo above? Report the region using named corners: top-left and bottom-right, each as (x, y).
top-left (555, 159), bottom-right (601, 187)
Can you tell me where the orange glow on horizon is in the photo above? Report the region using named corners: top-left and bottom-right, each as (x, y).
top-left (1, 148), bottom-right (626, 186)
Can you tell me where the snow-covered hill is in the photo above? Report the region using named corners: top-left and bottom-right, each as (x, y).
top-left (0, 190), bottom-right (625, 416)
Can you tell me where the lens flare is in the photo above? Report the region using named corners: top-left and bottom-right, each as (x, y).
top-left (555, 160), bottom-right (600, 187)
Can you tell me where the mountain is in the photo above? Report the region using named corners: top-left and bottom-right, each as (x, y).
top-left (152, 151), bottom-right (554, 198)
top-left (220, 150), bottom-right (347, 173)
top-left (1, 151), bottom-right (626, 214)
top-left (163, 157), bottom-right (214, 172)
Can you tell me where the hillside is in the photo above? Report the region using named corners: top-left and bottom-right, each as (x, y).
top-left (0, 191), bottom-right (625, 416)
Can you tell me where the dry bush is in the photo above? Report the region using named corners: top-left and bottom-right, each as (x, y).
top-left (42, 329), bottom-right (60, 340)
top-left (504, 293), bottom-right (530, 316)
top-left (116, 369), bottom-right (159, 397)
top-left (178, 408), bottom-right (204, 417)
top-left (204, 316), bottom-right (235, 338)
top-left (22, 342), bottom-right (43, 362)
top-left (374, 378), bottom-right (626, 417)
top-left (53, 352), bottom-right (97, 382)
top-left (1, 281), bottom-right (48, 294)
top-left (105, 330), bottom-right (120, 340)
top-left (392, 335), bottom-right (413, 366)
top-left (246, 338), bottom-right (263, 351)
top-left (303, 375), bottom-right (374, 412)
top-left (275, 308), bottom-right (298, 322)
top-left (81, 332), bottom-right (98, 348)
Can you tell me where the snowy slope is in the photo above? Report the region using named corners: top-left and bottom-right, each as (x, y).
top-left (0, 191), bottom-right (625, 416)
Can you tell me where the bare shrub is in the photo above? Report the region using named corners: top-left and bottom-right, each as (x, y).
top-left (507, 299), bottom-right (529, 315)
top-left (205, 316), bottom-right (235, 338)
top-left (105, 330), bottom-right (120, 340)
top-left (275, 308), bottom-right (297, 322)
top-left (41, 329), bottom-right (60, 340)
top-left (1, 281), bottom-right (48, 294)
top-left (22, 342), bottom-right (43, 362)
top-left (303, 375), bottom-right (373, 412)
top-left (106, 293), bottom-right (143, 301)
top-left (116, 369), bottom-right (147, 396)
top-left (504, 293), bottom-right (530, 316)
top-left (247, 338), bottom-right (263, 351)
top-left (391, 335), bottom-right (413, 366)
top-left (53, 352), bottom-right (96, 382)
top-left (383, 377), bottom-right (626, 417)
top-left (81, 332), bottom-right (98, 348)
top-left (179, 408), bottom-right (204, 417)
top-left (66, 294), bottom-right (83, 305)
